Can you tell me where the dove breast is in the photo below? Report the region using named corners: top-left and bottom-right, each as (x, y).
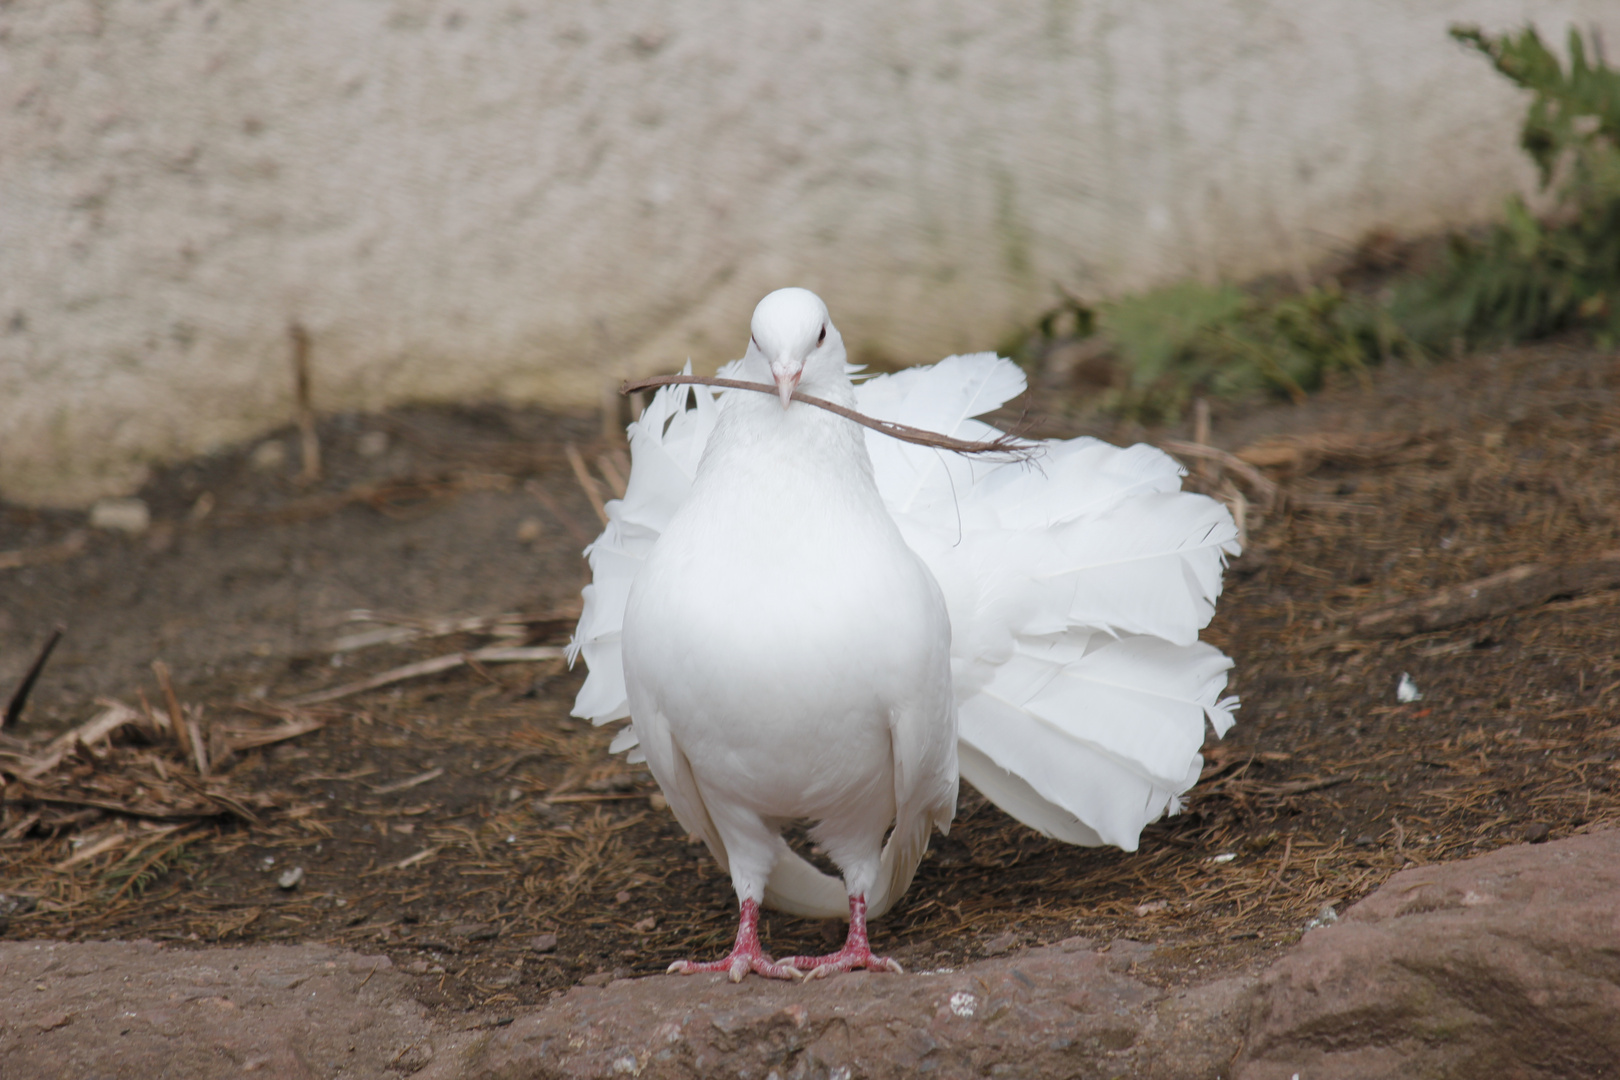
top-left (620, 388), bottom-right (953, 823)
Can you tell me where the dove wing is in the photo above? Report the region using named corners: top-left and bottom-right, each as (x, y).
top-left (569, 372), bottom-right (719, 750)
top-left (620, 699), bottom-right (732, 875)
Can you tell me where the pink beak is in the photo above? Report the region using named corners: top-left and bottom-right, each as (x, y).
top-left (771, 365), bottom-right (801, 409)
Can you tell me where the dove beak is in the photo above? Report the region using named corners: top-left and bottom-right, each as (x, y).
top-left (769, 359), bottom-right (802, 410)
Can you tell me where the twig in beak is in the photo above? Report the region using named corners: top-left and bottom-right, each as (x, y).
top-left (622, 374), bottom-right (1036, 460)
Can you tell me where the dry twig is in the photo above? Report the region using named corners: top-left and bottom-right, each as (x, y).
top-left (4, 626), bottom-right (64, 730)
top-left (282, 646), bottom-right (565, 707)
top-left (622, 374), bottom-right (1036, 459)
top-left (565, 444), bottom-right (609, 526)
top-left (1158, 439), bottom-right (1280, 509)
top-left (0, 531), bottom-right (88, 572)
top-left (1353, 551), bottom-right (1620, 638)
top-left (291, 322), bottom-right (322, 484)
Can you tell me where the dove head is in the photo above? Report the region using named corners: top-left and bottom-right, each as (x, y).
top-left (749, 287), bottom-right (844, 408)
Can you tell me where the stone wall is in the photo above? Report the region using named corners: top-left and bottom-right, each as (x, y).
top-left (3, 0), bottom-right (1616, 505)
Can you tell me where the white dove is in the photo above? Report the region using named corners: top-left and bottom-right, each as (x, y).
top-left (569, 287), bottom-right (1241, 981)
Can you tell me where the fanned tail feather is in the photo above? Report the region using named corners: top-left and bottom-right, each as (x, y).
top-left (850, 354), bottom-right (1241, 851)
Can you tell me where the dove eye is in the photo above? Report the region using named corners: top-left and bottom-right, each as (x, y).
top-left (817, 325), bottom-right (826, 345)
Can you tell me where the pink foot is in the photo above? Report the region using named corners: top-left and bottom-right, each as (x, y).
top-left (666, 898), bottom-right (803, 983)
top-left (784, 895), bottom-right (904, 980)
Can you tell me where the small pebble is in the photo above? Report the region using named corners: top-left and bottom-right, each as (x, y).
top-left (981, 931), bottom-right (1019, 956)
top-left (277, 866), bottom-right (305, 890)
top-left (580, 972), bottom-right (612, 987)
top-left (1524, 822), bottom-right (1551, 844)
top-left (250, 440), bottom-right (288, 471)
top-left (529, 933), bottom-right (559, 953)
top-left (89, 497), bottom-right (150, 535)
top-left (614, 890), bottom-right (632, 905)
top-left (633, 917), bottom-right (657, 933)
top-left (1396, 672), bottom-right (1422, 703)
top-left (1305, 903), bottom-right (1339, 930)
top-left (516, 517), bottom-right (545, 544)
top-left (0, 894), bottom-right (39, 918)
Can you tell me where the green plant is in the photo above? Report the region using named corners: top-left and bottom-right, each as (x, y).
top-left (1398, 26), bottom-right (1620, 348)
top-left (1025, 23), bottom-right (1620, 420)
top-left (1081, 280), bottom-right (1406, 422)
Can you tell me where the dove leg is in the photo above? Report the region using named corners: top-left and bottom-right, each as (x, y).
top-left (667, 804), bottom-right (801, 982)
top-left (665, 898), bottom-right (802, 982)
top-left (783, 893), bottom-right (904, 978)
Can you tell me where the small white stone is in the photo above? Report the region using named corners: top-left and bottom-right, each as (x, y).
top-left (1305, 903), bottom-right (1339, 931)
top-left (250, 440), bottom-right (288, 470)
top-left (277, 866), bottom-right (305, 890)
top-left (1397, 672), bottom-right (1422, 703)
top-left (949, 990), bottom-right (978, 1018)
top-left (89, 497), bottom-right (150, 534)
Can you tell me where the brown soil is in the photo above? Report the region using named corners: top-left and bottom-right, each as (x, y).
top-left (2, 341), bottom-right (1617, 1015)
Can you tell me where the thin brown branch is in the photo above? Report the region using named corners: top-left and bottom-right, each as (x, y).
top-left (151, 660), bottom-right (186, 753)
top-left (4, 625), bottom-right (64, 729)
top-left (0, 530), bottom-right (88, 572)
top-left (184, 707), bottom-right (210, 778)
top-left (291, 322), bottom-right (322, 484)
top-left (1352, 551), bottom-right (1620, 638)
top-left (1158, 439), bottom-right (1280, 508)
top-left (564, 444), bottom-right (609, 526)
top-left (621, 374), bottom-right (1037, 460)
top-left (281, 645), bottom-right (566, 707)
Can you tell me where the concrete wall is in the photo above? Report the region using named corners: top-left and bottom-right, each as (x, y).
top-left (3, 1), bottom-right (1615, 506)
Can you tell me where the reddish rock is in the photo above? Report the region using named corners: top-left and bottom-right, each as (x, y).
top-left (4, 830), bottom-right (1617, 1078)
top-left (0, 941), bottom-right (441, 1080)
top-left (434, 937), bottom-right (1244, 1080)
top-left (1238, 828), bottom-right (1620, 1080)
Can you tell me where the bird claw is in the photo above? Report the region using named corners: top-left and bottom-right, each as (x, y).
top-left (666, 950), bottom-right (801, 982)
top-left (788, 948), bottom-right (903, 979)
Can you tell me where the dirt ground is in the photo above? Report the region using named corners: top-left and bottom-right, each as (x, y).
top-left (2, 340), bottom-right (1618, 1017)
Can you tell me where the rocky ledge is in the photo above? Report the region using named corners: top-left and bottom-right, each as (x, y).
top-left (3, 828), bottom-right (1616, 1079)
